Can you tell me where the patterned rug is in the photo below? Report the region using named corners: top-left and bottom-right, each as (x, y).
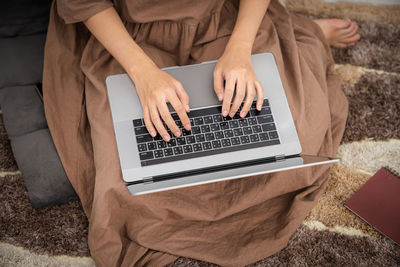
top-left (1, 0), bottom-right (399, 266)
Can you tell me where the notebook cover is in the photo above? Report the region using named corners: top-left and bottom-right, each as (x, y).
top-left (345, 167), bottom-right (400, 245)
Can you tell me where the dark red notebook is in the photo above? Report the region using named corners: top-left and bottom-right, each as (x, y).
top-left (345, 167), bottom-right (400, 245)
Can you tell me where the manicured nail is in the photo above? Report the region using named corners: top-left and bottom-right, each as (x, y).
top-left (185, 123), bottom-right (191, 130)
top-left (150, 131), bottom-right (156, 137)
top-left (175, 130), bottom-right (181, 137)
top-left (185, 105), bottom-right (190, 112)
top-left (229, 112), bottom-right (235, 118)
top-left (240, 111), bottom-right (246, 117)
top-left (163, 135), bottom-right (170, 142)
top-left (257, 104), bottom-right (262, 110)
top-left (222, 110), bottom-right (228, 117)
top-left (217, 93), bottom-right (223, 101)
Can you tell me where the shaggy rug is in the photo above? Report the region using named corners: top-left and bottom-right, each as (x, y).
top-left (1, 0), bottom-right (399, 266)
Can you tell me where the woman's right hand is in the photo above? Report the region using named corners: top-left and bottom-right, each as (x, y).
top-left (131, 66), bottom-right (191, 142)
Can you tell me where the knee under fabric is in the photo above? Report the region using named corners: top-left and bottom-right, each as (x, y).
top-left (0, 86), bottom-right (78, 208)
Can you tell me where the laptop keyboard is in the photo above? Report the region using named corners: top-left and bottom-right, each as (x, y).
top-left (133, 99), bottom-right (280, 166)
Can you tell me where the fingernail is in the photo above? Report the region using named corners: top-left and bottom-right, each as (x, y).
top-left (163, 135), bottom-right (170, 141)
top-left (229, 112), bottom-right (235, 117)
top-left (185, 123), bottom-right (191, 130)
top-left (257, 104), bottom-right (262, 110)
top-left (150, 131), bottom-right (156, 137)
top-left (175, 130), bottom-right (181, 136)
top-left (217, 93), bottom-right (223, 101)
top-left (185, 105), bottom-right (190, 112)
top-left (222, 110), bottom-right (228, 117)
top-left (240, 111), bottom-right (246, 117)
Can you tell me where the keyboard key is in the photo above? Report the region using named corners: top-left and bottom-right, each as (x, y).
top-left (210, 123), bottom-right (220, 131)
top-left (171, 113), bottom-right (179, 120)
top-left (250, 134), bottom-right (260, 142)
top-left (164, 148), bottom-right (174, 156)
top-left (248, 117), bottom-right (257, 125)
top-left (147, 142), bottom-right (157, 150)
top-left (251, 107), bottom-right (271, 116)
top-left (139, 151), bottom-right (154, 160)
top-left (201, 124), bottom-right (211, 133)
top-left (183, 145), bottom-right (193, 153)
top-left (221, 138), bottom-right (231, 147)
top-left (229, 120), bottom-right (239, 128)
top-left (269, 131), bottom-right (279, 139)
top-left (175, 120), bottom-right (183, 128)
top-left (205, 132), bottom-right (215, 141)
top-left (252, 125), bottom-right (262, 133)
top-left (220, 122), bottom-right (229, 130)
top-left (213, 114), bottom-right (223, 122)
top-left (233, 128), bottom-right (243, 136)
top-left (136, 134), bottom-right (153, 143)
top-left (173, 146), bottom-right (183, 155)
top-left (133, 119), bottom-right (143, 127)
top-left (157, 140), bottom-right (167, 148)
top-left (202, 142), bottom-right (212, 150)
top-left (238, 119), bottom-right (248, 127)
top-left (195, 134), bottom-right (205, 142)
top-left (212, 140), bottom-right (222, 149)
top-left (259, 132), bottom-right (269, 141)
top-left (224, 129), bottom-right (234, 138)
top-left (257, 115), bottom-right (274, 124)
top-left (180, 129), bottom-right (190, 136)
top-left (204, 116), bottom-right (213, 124)
top-left (154, 150), bottom-right (164, 158)
top-left (240, 136), bottom-right (250, 144)
top-left (243, 126), bottom-right (253, 135)
top-left (167, 139), bottom-right (177, 147)
top-left (177, 137), bottom-right (186, 145)
top-left (215, 131), bottom-right (224, 139)
top-left (193, 143), bottom-right (202, 152)
top-left (222, 115), bottom-right (232, 121)
top-left (263, 99), bottom-right (269, 106)
top-left (190, 119), bottom-right (194, 126)
top-left (154, 134), bottom-right (162, 141)
top-left (194, 117), bottom-right (204, 125)
top-left (186, 136), bottom-right (196, 144)
top-left (191, 126), bottom-right (201, 134)
top-left (138, 144), bottom-right (147, 152)
top-left (231, 137), bottom-right (241, 145)
top-left (262, 123), bottom-right (276, 132)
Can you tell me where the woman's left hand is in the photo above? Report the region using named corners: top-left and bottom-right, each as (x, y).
top-left (214, 42), bottom-right (264, 118)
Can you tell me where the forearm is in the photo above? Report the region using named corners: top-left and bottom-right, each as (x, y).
top-left (83, 7), bottom-right (157, 82)
top-left (225, 0), bottom-right (270, 53)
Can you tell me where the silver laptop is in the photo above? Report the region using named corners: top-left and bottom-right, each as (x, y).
top-left (106, 52), bottom-right (338, 195)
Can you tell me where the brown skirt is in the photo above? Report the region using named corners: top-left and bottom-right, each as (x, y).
top-left (42, 0), bottom-right (348, 266)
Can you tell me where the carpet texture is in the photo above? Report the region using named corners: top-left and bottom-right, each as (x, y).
top-left (1, 0), bottom-right (400, 266)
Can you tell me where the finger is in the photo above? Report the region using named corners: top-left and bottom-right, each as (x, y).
top-left (143, 106), bottom-right (157, 137)
top-left (149, 105), bottom-right (170, 141)
top-left (241, 82), bottom-right (255, 118)
top-left (213, 68), bottom-right (224, 101)
top-left (229, 77), bottom-right (246, 117)
top-left (157, 101), bottom-right (181, 138)
top-left (221, 76), bottom-right (236, 117)
top-left (255, 80), bottom-right (264, 110)
top-left (168, 92), bottom-right (191, 130)
top-left (174, 81), bottom-right (190, 112)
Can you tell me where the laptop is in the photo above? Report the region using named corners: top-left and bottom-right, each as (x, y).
top-left (106, 52), bottom-right (338, 195)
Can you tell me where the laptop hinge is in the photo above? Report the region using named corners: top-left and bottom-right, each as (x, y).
top-left (142, 177), bottom-right (154, 184)
top-left (275, 154), bottom-right (286, 161)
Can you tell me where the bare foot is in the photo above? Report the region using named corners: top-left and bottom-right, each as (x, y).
top-left (314, 19), bottom-right (360, 48)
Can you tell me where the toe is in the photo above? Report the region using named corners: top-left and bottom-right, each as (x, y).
top-left (334, 19), bottom-right (352, 29)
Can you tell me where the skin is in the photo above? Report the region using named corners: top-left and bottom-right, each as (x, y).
top-left (83, 1), bottom-right (360, 142)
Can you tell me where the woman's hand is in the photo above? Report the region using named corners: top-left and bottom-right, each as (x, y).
top-left (131, 65), bottom-right (191, 142)
top-left (214, 42), bottom-right (264, 118)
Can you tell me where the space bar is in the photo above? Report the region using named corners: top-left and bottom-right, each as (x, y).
top-left (140, 139), bottom-right (280, 166)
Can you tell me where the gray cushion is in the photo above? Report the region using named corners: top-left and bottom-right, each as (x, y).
top-left (0, 86), bottom-right (47, 137)
top-left (0, 85), bottom-right (78, 208)
top-left (0, 34), bottom-right (46, 88)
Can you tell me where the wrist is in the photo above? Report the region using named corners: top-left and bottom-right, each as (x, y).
top-left (224, 37), bottom-right (253, 55)
top-left (127, 58), bottom-right (158, 84)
